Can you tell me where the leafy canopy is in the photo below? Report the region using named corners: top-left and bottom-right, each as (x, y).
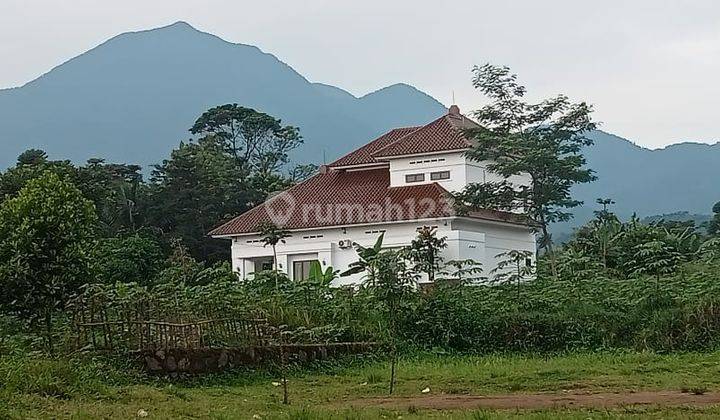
top-left (190, 104), bottom-right (302, 177)
top-left (454, 64), bottom-right (596, 252)
top-left (0, 172), bottom-right (97, 350)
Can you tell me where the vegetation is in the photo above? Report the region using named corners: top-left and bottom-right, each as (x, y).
top-left (0, 173), bottom-right (97, 353)
top-left (454, 63), bottom-right (596, 276)
top-left (5, 351), bottom-right (720, 418)
top-left (3, 67), bottom-right (720, 417)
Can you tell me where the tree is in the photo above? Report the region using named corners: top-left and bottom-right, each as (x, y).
top-left (190, 104), bottom-right (302, 179)
top-left (627, 239), bottom-right (683, 298)
top-left (365, 250), bottom-right (417, 394)
top-left (149, 137), bottom-right (251, 262)
top-left (0, 151), bottom-right (77, 204)
top-left (438, 259), bottom-right (484, 284)
top-left (571, 198), bottom-right (623, 271)
top-left (94, 233), bottom-right (165, 286)
top-left (708, 201), bottom-right (720, 235)
top-left (258, 221), bottom-right (291, 275)
top-left (17, 149), bottom-right (48, 166)
top-left (454, 64), bottom-right (596, 276)
top-left (491, 250), bottom-right (535, 300)
top-left (0, 172), bottom-right (97, 353)
top-left (288, 164), bottom-right (319, 183)
top-left (404, 226), bottom-right (447, 283)
top-left (0, 151), bottom-right (146, 236)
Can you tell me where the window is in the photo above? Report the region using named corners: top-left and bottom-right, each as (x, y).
top-left (292, 260), bottom-right (317, 281)
top-left (430, 171), bottom-right (450, 181)
top-left (405, 173), bottom-right (425, 183)
top-left (302, 234), bottom-right (324, 239)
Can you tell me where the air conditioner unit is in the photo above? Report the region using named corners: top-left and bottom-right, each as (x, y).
top-left (338, 239), bottom-right (354, 249)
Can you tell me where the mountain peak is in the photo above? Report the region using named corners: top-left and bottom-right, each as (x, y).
top-left (154, 21), bottom-right (202, 33)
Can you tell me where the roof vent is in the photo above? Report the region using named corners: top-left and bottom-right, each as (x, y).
top-left (319, 165), bottom-right (329, 174)
top-left (448, 105), bottom-right (460, 116)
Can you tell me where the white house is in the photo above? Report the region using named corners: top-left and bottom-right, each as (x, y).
top-left (209, 106), bottom-right (536, 285)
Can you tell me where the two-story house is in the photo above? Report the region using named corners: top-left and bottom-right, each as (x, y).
top-left (209, 106), bottom-right (536, 285)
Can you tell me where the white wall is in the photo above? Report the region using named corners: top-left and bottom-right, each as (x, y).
top-left (227, 217), bottom-right (535, 286)
top-left (451, 218), bottom-right (536, 278)
top-left (387, 153), bottom-right (531, 197)
top-left (230, 219), bottom-right (456, 286)
top-left (467, 159), bottom-right (531, 186)
top-left (388, 152), bottom-right (467, 192)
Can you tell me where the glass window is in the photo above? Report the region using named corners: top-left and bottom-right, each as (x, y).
top-left (259, 259), bottom-right (273, 271)
top-left (405, 173), bottom-right (425, 183)
top-left (430, 171), bottom-right (450, 181)
top-left (292, 260), bottom-right (317, 281)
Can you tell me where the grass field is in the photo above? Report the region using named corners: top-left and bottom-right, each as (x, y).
top-left (3, 351), bottom-right (720, 419)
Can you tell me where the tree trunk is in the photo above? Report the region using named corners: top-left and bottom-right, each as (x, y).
top-left (389, 303), bottom-right (398, 395)
top-left (389, 343), bottom-right (397, 395)
top-left (273, 245), bottom-right (279, 289)
top-left (280, 344), bottom-right (289, 404)
top-left (541, 224), bottom-right (558, 278)
top-left (516, 260), bottom-right (521, 301)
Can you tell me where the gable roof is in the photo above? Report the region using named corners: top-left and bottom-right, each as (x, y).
top-left (209, 107), bottom-right (528, 237)
top-left (328, 126), bottom-right (420, 167)
top-left (209, 168), bottom-right (527, 236)
top-left (371, 111), bottom-right (479, 158)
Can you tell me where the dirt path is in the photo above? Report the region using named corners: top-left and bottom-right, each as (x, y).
top-left (339, 390), bottom-right (720, 410)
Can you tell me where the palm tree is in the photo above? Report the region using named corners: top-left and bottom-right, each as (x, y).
top-left (257, 221), bottom-right (291, 272)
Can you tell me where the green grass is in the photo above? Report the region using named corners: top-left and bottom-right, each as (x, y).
top-left (3, 351), bottom-right (720, 418)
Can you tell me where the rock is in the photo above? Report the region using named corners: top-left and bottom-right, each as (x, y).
top-left (218, 351), bottom-right (229, 367)
top-left (166, 355), bottom-right (177, 371)
top-left (421, 387), bottom-right (431, 394)
top-left (145, 356), bottom-right (162, 371)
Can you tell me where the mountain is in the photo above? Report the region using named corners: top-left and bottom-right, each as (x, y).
top-left (0, 21), bottom-right (446, 170)
top-left (2, 21), bottom-right (719, 233)
top-left (561, 131), bottom-right (720, 233)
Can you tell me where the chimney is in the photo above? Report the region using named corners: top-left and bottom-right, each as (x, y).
top-left (319, 164), bottom-right (329, 174)
top-left (448, 104), bottom-right (460, 116)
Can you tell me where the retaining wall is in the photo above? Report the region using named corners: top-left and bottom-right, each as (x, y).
top-left (138, 342), bottom-right (377, 374)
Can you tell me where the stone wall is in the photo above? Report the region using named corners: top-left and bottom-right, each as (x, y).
top-left (138, 342), bottom-right (377, 374)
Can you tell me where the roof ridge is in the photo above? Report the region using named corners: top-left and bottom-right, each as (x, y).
top-left (370, 124), bottom-right (425, 155)
top-left (371, 113), bottom-right (476, 158)
top-left (371, 114), bottom-right (448, 157)
top-left (328, 126), bottom-right (422, 168)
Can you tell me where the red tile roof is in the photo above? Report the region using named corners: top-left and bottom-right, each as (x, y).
top-left (372, 113), bottom-right (479, 158)
top-left (328, 126), bottom-right (420, 167)
top-left (209, 168), bottom-right (527, 236)
top-left (209, 108), bottom-right (528, 236)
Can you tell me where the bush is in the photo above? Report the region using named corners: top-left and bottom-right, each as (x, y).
top-left (0, 354), bottom-right (138, 399)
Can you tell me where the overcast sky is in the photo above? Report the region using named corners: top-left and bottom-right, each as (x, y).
top-left (2, 0), bottom-right (719, 148)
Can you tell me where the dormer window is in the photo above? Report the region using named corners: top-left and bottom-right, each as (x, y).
top-left (405, 173), bottom-right (425, 183)
top-left (430, 171), bottom-right (450, 181)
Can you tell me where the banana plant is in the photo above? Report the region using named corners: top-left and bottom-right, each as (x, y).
top-left (307, 260), bottom-right (338, 286)
top-left (340, 233), bottom-right (384, 285)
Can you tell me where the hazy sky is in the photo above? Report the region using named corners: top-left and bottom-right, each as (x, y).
top-left (2, 0), bottom-right (719, 148)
